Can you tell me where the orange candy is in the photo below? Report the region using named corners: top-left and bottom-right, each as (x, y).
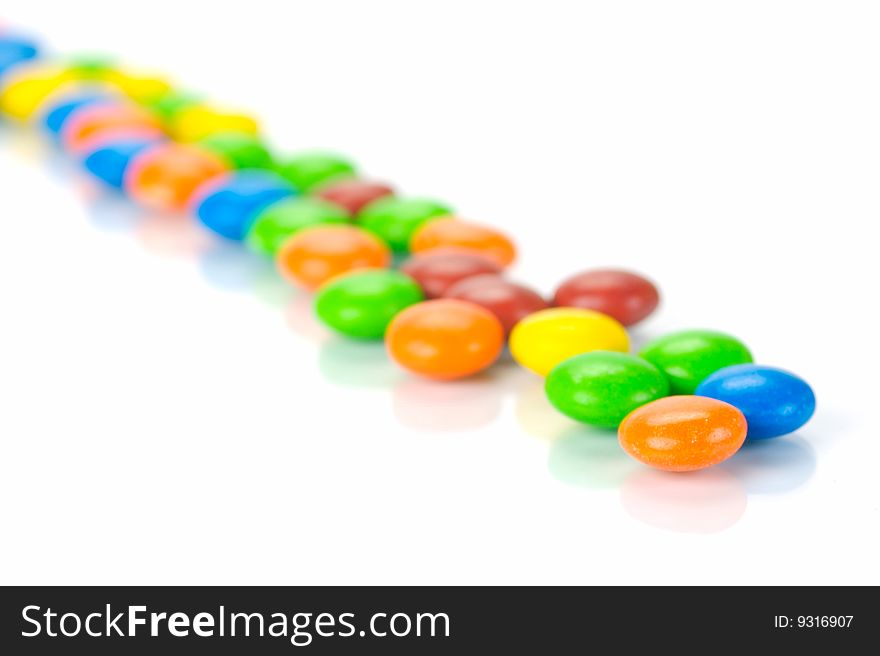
top-left (62, 103), bottom-right (164, 153)
top-left (618, 396), bottom-right (748, 472)
top-left (125, 143), bottom-right (229, 211)
top-left (276, 225), bottom-right (390, 291)
top-left (386, 299), bottom-right (504, 380)
top-left (410, 218), bottom-right (517, 267)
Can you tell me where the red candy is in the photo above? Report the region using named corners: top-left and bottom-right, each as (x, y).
top-left (316, 179), bottom-right (394, 216)
top-left (553, 269), bottom-right (659, 327)
top-left (444, 274), bottom-right (548, 334)
top-left (399, 250), bottom-right (502, 299)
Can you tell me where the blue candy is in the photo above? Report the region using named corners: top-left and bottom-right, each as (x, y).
top-left (83, 135), bottom-right (165, 189)
top-left (695, 364), bottom-right (816, 439)
top-left (43, 92), bottom-right (113, 137)
top-left (0, 35), bottom-right (39, 77)
top-left (194, 171), bottom-right (295, 241)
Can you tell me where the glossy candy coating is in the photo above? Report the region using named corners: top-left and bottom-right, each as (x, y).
top-left (315, 270), bottom-right (424, 339)
top-left (316, 179), bottom-right (394, 215)
top-left (443, 274), bottom-right (548, 334)
top-left (171, 105), bottom-right (259, 142)
top-left (246, 197), bottom-right (350, 255)
top-left (81, 132), bottom-right (165, 188)
top-left (0, 63), bottom-right (76, 120)
top-left (277, 152), bottom-right (356, 193)
top-left (386, 299), bottom-right (504, 380)
top-left (358, 197), bottom-right (452, 252)
top-left (553, 268), bottom-right (660, 327)
top-left (509, 308), bottom-right (630, 377)
top-left (197, 131), bottom-right (274, 170)
top-left (639, 329), bottom-right (753, 395)
top-left (42, 91), bottom-right (112, 136)
top-left (410, 218), bottom-right (517, 267)
top-left (276, 225), bottom-right (390, 291)
top-left (125, 143), bottom-right (229, 211)
top-left (192, 171), bottom-right (295, 241)
top-left (545, 352), bottom-right (669, 428)
top-left (400, 250), bottom-right (502, 299)
top-left (695, 364), bottom-right (816, 439)
top-left (61, 102), bottom-right (164, 152)
top-left (0, 34), bottom-right (39, 77)
top-left (618, 396), bottom-right (748, 471)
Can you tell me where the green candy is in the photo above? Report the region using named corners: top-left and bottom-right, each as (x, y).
top-left (246, 198), bottom-right (351, 255)
top-left (357, 197), bottom-right (452, 252)
top-left (197, 131), bottom-right (274, 170)
top-left (69, 55), bottom-right (115, 80)
top-left (276, 152), bottom-right (356, 192)
top-left (545, 352), bottom-right (669, 428)
top-left (639, 329), bottom-right (753, 394)
top-left (315, 270), bottom-right (424, 339)
top-left (144, 90), bottom-right (202, 124)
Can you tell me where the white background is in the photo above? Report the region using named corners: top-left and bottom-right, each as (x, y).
top-left (1, 0), bottom-right (877, 585)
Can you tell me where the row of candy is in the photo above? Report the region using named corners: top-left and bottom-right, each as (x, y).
top-left (0, 31), bottom-right (815, 473)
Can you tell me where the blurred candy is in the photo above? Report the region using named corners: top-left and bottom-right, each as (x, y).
top-left (192, 170), bottom-right (295, 241)
top-left (618, 396), bottom-right (748, 472)
top-left (61, 102), bottom-right (164, 152)
top-left (443, 274), bottom-right (547, 334)
top-left (171, 104), bottom-right (259, 142)
top-left (695, 364), bottom-right (816, 439)
top-left (81, 130), bottom-right (166, 188)
top-left (246, 197), bottom-right (350, 255)
top-left (315, 269), bottom-right (424, 339)
top-left (400, 250), bottom-right (502, 299)
top-left (386, 299), bottom-right (504, 380)
top-left (0, 62), bottom-right (75, 120)
top-left (545, 351), bottom-right (669, 428)
top-left (276, 225), bottom-right (390, 291)
top-left (0, 34), bottom-right (39, 77)
top-left (197, 131), bottom-right (274, 170)
top-left (144, 89), bottom-right (202, 125)
top-left (410, 218), bottom-right (517, 267)
top-left (104, 68), bottom-right (173, 103)
top-left (42, 90), bottom-right (113, 137)
top-left (358, 197), bottom-right (452, 252)
top-left (68, 55), bottom-right (115, 80)
top-left (509, 308), bottom-right (630, 377)
top-left (125, 142), bottom-right (229, 211)
top-left (316, 179), bottom-right (393, 215)
top-left (276, 152), bottom-right (356, 192)
top-left (639, 329), bottom-right (753, 395)
top-left (553, 269), bottom-right (660, 327)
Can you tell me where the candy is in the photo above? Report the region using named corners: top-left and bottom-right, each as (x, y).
top-left (171, 104), bottom-right (259, 142)
top-left (400, 250), bottom-right (502, 299)
top-left (410, 218), bottom-right (517, 267)
top-left (315, 270), bottom-right (424, 339)
top-left (145, 89), bottom-right (202, 125)
top-left (509, 308), bottom-right (630, 377)
top-left (639, 329), bottom-right (753, 395)
top-left (42, 90), bottom-right (113, 136)
top-left (357, 197), bottom-right (452, 252)
top-left (695, 364), bottom-right (816, 439)
top-left (192, 171), bottom-right (295, 241)
top-left (103, 69), bottom-right (172, 103)
top-left (545, 351), bottom-right (669, 428)
top-left (618, 396), bottom-right (748, 471)
top-left (386, 299), bottom-right (504, 380)
top-left (443, 274), bottom-right (547, 334)
top-left (0, 34), bottom-right (39, 77)
top-left (61, 102), bottom-right (164, 152)
top-left (276, 225), bottom-right (390, 291)
top-left (197, 131), bottom-right (274, 170)
top-left (276, 152), bottom-right (356, 193)
top-left (553, 268), bottom-right (659, 326)
top-left (125, 143), bottom-right (229, 211)
top-left (81, 131), bottom-right (166, 188)
top-left (316, 179), bottom-right (393, 215)
top-left (246, 197), bottom-right (350, 255)
top-left (0, 62), bottom-right (75, 120)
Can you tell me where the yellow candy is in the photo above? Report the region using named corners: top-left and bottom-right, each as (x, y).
top-left (509, 308), bottom-right (630, 376)
top-left (104, 69), bottom-right (173, 103)
top-left (0, 62), bottom-right (76, 121)
top-left (170, 104), bottom-right (259, 142)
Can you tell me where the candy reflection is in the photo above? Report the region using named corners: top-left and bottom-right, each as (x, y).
top-left (392, 375), bottom-right (503, 432)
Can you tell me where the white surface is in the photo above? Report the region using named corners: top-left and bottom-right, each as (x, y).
top-left (1, 0), bottom-right (877, 585)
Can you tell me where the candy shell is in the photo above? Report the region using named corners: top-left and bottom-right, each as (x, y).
top-left (61, 102), bottom-right (164, 152)
top-left (695, 364), bottom-right (816, 439)
top-left (410, 218), bottom-right (517, 267)
top-left (0, 62), bottom-right (76, 121)
top-left (0, 34), bottom-right (39, 77)
top-left (42, 90), bottom-right (113, 137)
top-left (545, 352), bottom-right (669, 428)
top-left (125, 143), bottom-right (229, 211)
top-left (315, 269), bottom-right (424, 339)
top-left (509, 308), bottom-right (630, 377)
top-left (400, 250), bottom-right (502, 299)
top-left (553, 268), bottom-right (659, 326)
top-left (81, 131), bottom-right (166, 188)
top-left (316, 179), bottom-right (393, 215)
top-left (618, 396), bottom-right (748, 472)
top-left (246, 197), bottom-right (351, 256)
top-left (276, 152), bottom-right (356, 192)
top-left (197, 131), bottom-right (274, 170)
top-left (171, 104), bottom-right (259, 142)
top-left (358, 197), bottom-right (452, 252)
top-left (443, 274), bottom-right (547, 334)
top-left (639, 329), bottom-right (753, 395)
